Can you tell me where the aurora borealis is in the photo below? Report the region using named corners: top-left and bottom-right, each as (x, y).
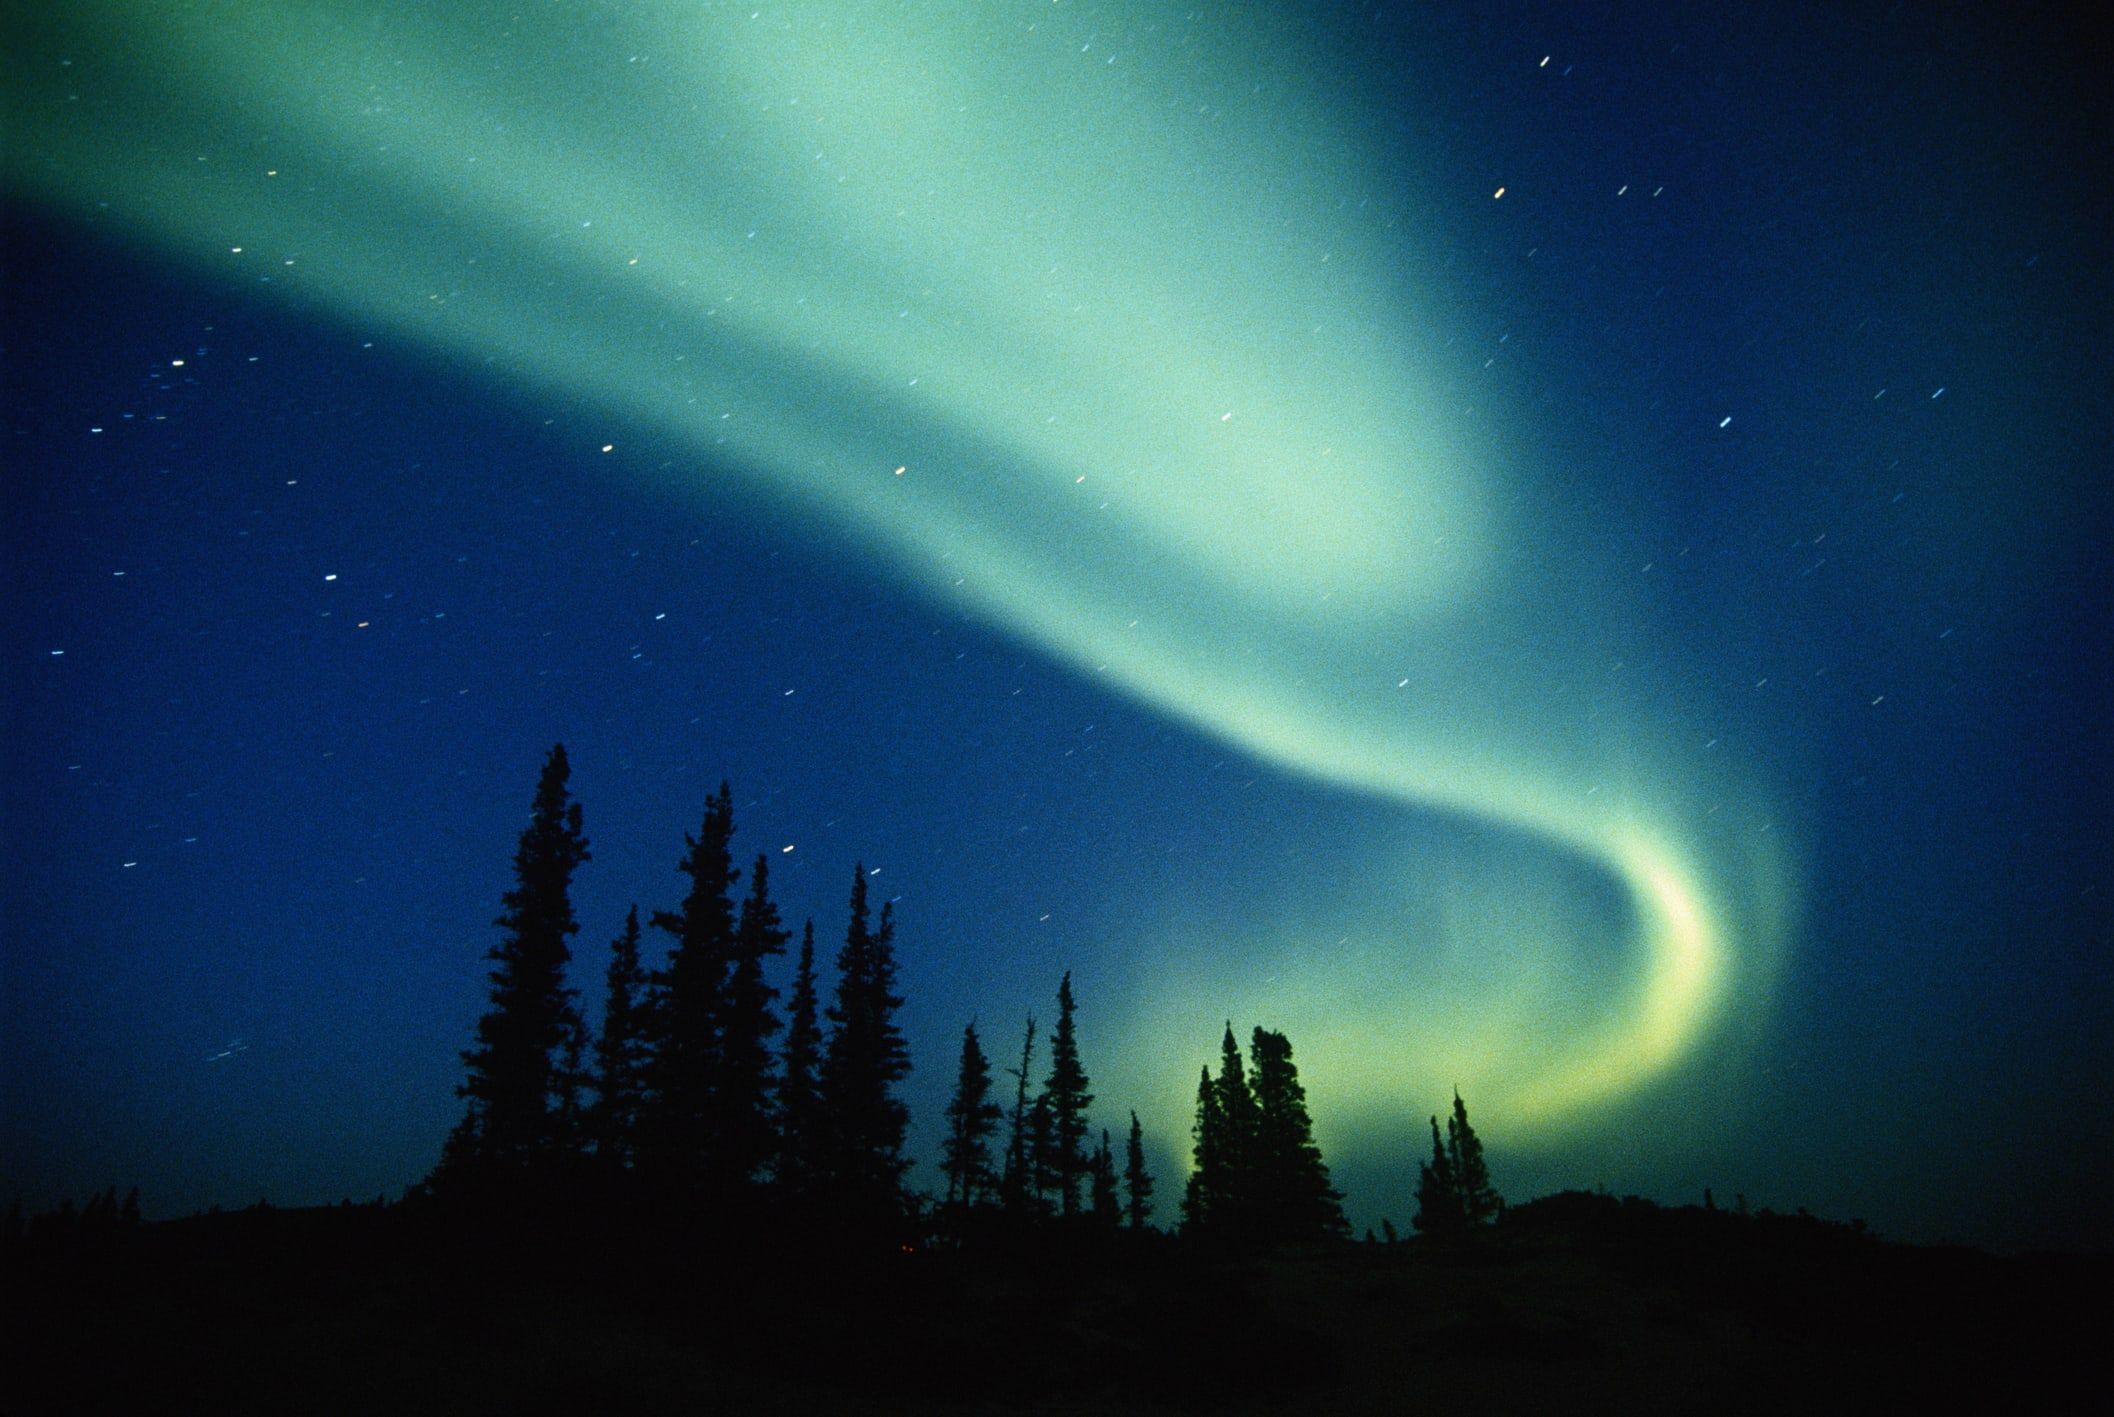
top-left (5, 4), bottom-right (2106, 1251)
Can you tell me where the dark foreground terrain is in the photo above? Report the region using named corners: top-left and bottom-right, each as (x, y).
top-left (6, 1193), bottom-right (2105, 1415)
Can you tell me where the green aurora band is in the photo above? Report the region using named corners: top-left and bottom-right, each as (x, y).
top-left (6, 2), bottom-right (1793, 1158)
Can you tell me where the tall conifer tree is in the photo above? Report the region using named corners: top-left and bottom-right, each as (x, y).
top-left (1026, 1092), bottom-right (1059, 1212)
top-left (1179, 1025), bottom-right (1346, 1242)
top-left (941, 1023), bottom-right (1002, 1208)
top-left (1042, 972), bottom-right (1094, 1216)
top-left (1124, 1110), bottom-right (1154, 1229)
top-left (643, 783), bottom-right (738, 1178)
top-left (1090, 1129), bottom-right (1121, 1227)
top-left (1212, 1025), bottom-right (1261, 1234)
top-left (999, 1015), bottom-right (1038, 1215)
top-left (1414, 1114), bottom-right (1464, 1238)
top-left (1181, 1065), bottom-right (1223, 1233)
top-left (591, 906), bottom-right (649, 1167)
top-left (451, 744), bottom-right (591, 1173)
top-left (716, 854), bottom-right (788, 1187)
top-left (1248, 1028), bottom-right (1346, 1240)
top-left (1446, 1090), bottom-right (1502, 1226)
top-left (820, 870), bottom-right (911, 1217)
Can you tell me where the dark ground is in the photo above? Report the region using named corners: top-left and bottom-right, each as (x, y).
top-left (6, 1193), bottom-right (2105, 1415)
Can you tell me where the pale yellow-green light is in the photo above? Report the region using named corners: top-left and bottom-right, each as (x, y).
top-left (4, 0), bottom-right (1789, 1159)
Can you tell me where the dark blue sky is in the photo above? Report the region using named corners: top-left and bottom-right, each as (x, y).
top-left (5, 2), bottom-right (2107, 1251)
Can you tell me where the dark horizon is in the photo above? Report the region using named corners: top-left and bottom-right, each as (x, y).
top-left (4, 2), bottom-right (2108, 1258)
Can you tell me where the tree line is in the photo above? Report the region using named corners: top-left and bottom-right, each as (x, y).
top-left (432, 746), bottom-right (919, 1229)
top-left (432, 744), bottom-right (1501, 1246)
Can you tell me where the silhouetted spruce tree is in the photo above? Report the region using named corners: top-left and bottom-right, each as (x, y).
top-left (774, 920), bottom-right (825, 1196)
top-left (998, 1015), bottom-right (1039, 1216)
top-left (1213, 1024), bottom-right (1261, 1234)
top-left (642, 783), bottom-right (738, 1181)
top-left (713, 854), bottom-right (788, 1188)
top-left (1181, 1065), bottom-right (1223, 1232)
top-left (1446, 1090), bottom-right (1502, 1225)
top-left (1248, 1028), bottom-right (1347, 1241)
top-left (590, 907), bottom-right (649, 1168)
top-left (1414, 1113), bottom-right (1465, 1238)
top-left (1026, 1091), bottom-right (1060, 1213)
top-left (1042, 972), bottom-right (1094, 1216)
top-left (941, 1023), bottom-right (1002, 1208)
top-left (819, 870), bottom-right (911, 1218)
top-left (1090, 1129), bottom-right (1121, 1227)
top-left (1124, 1109), bottom-right (1154, 1229)
top-left (450, 744), bottom-right (591, 1174)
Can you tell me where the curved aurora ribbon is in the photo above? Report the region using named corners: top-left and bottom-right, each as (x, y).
top-left (5, 2), bottom-right (1786, 1142)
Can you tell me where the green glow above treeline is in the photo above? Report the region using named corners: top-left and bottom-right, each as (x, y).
top-left (5, 1), bottom-right (1792, 1157)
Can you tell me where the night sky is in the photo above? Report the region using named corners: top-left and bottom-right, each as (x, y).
top-left (4, 3), bottom-right (2106, 1253)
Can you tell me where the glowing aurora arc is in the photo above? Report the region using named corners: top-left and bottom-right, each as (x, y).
top-left (7, 3), bottom-right (1787, 1142)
